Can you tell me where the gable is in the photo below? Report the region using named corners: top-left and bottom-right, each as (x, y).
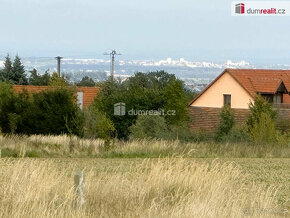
top-left (190, 72), bottom-right (253, 109)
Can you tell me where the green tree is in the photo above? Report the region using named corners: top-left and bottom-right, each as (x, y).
top-left (247, 95), bottom-right (279, 144)
top-left (247, 95), bottom-right (277, 131)
top-left (77, 76), bottom-right (95, 87)
top-left (0, 54), bottom-right (13, 82)
top-left (49, 72), bottom-right (69, 87)
top-left (92, 71), bottom-right (189, 139)
top-left (29, 69), bottom-right (51, 85)
top-left (215, 105), bottom-right (235, 141)
top-left (84, 106), bottom-right (115, 140)
top-left (163, 80), bottom-right (188, 125)
top-left (11, 55), bottom-right (28, 84)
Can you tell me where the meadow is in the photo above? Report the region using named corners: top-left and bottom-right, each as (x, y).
top-left (0, 135), bottom-right (289, 217)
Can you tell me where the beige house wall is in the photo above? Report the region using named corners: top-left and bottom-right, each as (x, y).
top-left (190, 72), bottom-right (254, 109)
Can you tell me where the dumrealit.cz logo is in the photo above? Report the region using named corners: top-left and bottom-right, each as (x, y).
top-left (232, 1), bottom-right (289, 16)
top-left (113, 102), bottom-right (176, 116)
top-left (114, 102), bottom-right (126, 116)
top-left (235, 3), bottom-right (245, 14)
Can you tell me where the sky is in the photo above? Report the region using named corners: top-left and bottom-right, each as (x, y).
top-left (1, 0), bottom-right (290, 64)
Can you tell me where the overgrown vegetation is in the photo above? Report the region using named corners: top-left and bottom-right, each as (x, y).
top-left (0, 83), bottom-right (83, 135)
top-left (214, 95), bottom-right (290, 147)
top-left (92, 71), bottom-right (191, 139)
top-left (0, 135), bottom-right (289, 158)
top-left (0, 158), bottom-right (283, 217)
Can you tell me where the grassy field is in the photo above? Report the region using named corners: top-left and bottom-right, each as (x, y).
top-left (0, 135), bottom-right (289, 217)
top-left (0, 157), bottom-right (288, 217)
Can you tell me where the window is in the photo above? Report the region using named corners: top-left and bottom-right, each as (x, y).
top-left (273, 94), bottom-right (282, 104)
top-left (224, 94), bottom-right (231, 107)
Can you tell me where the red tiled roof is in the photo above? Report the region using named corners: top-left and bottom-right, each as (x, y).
top-left (227, 69), bottom-right (290, 96)
top-left (13, 85), bottom-right (100, 107)
top-left (190, 68), bottom-right (290, 106)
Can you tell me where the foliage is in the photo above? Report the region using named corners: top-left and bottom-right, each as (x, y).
top-left (215, 105), bottom-right (235, 141)
top-left (83, 106), bottom-right (115, 140)
top-left (0, 54), bottom-right (13, 82)
top-left (93, 71), bottom-right (189, 139)
top-left (0, 54), bottom-right (27, 84)
top-left (246, 95), bottom-right (282, 145)
top-left (77, 76), bottom-right (95, 87)
top-left (0, 83), bottom-right (83, 136)
top-left (249, 112), bottom-right (278, 145)
top-left (129, 115), bottom-right (169, 139)
top-left (29, 69), bottom-right (51, 85)
top-left (49, 72), bottom-right (69, 87)
top-left (31, 88), bottom-right (83, 136)
top-left (220, 125), bottom-right (249, 143)
top-left (163, 80), bottom-right (189, 124)
top-left (184, 88), bottom-right (198, 103)
top-left (247, 95), bottom-right (277, 130)
top-left (11, 55), bottom-right (28, 84)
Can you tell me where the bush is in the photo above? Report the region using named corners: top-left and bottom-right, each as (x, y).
top-left (31, 88), bottom-right (84, 136)
top-left (215, 105), bottom-right (235, 141)
top-left (0, 83), bottom-right (84, 136)
top-left (221, 125), bottom-right (249, 143)
top-left (250, 112), bottom-right (278, 145)
top-left (84, 106), bottom-right (115, 140)
top-left (129, 115), bottom-right (169, 139)
top-left (246, 95), bottom-right (281, 145)
top-left (247, 95), bottom-right (277, 130)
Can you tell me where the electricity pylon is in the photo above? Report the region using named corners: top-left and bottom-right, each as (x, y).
top-left (104, 50), bottom-right (121, 80)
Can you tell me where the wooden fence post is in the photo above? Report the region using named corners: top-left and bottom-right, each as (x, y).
top-left (74, 170), bottom-right (85, 206)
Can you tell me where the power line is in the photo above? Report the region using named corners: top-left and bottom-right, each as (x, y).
top-left (104, 50), bottom-right (121, 80)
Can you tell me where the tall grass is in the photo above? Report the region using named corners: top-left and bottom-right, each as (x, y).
top-left (0, 134), bottom-right (289, 158)
top-left (0, 158), bottom-right (280, 217)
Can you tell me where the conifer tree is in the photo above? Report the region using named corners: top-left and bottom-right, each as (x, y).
top-left (11, 55), bottom-right (27, 84)
top-left (0, 54), bottom-right (13, 81)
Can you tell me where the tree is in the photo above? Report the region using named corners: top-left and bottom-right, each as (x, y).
top-left (215, 105), bottom-right (235, 141)
top-left (29, 69), bottom-right (51, 85)
top-left (11, 55), bottom-right (27, 84)
top-left (92, 71), bottom-right (189, 139)
top-left (247, 95), bottom-right (277, 131)
top-left (247, 95), bottom-right (278, 144)
top-left (49, 72), bottom-right (69, 87)
top-left (77, 76), bottom-right (95, 87)
top-left (163, 80), bottom-right (188, 125)
top-left (0, 54), bottom-right (13, 82)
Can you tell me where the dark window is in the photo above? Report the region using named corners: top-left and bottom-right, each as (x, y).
top-left (224, 94), bottom-right (231, 106)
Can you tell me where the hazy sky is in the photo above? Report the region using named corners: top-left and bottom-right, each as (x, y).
top-left (1, 0), bottom-right (290, 63)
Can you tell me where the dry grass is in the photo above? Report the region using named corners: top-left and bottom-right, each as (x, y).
top-left (0, 135), bottom-right (289, 158)
top-left (0, 158), bottom-right (284, 218)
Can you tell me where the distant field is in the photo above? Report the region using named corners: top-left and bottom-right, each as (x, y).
top-left (0, 157), bottom-right (288, 217)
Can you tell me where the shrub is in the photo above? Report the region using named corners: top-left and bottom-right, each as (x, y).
top-left (83, 106), bottom-right (115, 140)
top-left (215, 105), bottom-right (235, 141)
top-left (129, 115), bottom-right (169, 139)
top-left (246, 95), bottom-right (281, 145)
top-left (31, 88), bottom-right (84, 136)
top-left (0, 84), bottom-right (84, 136)
top-left (221, 125), bottom-right (249, 143)
top-left (250, 112), bottom-right (278, 145)
top-left (247, 95), bottom-right (277, 130)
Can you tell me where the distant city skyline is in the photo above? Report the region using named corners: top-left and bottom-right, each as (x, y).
top-left (1, 0), bottom-right (290, 64)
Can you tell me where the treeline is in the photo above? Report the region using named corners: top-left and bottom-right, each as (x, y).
top-left (0, 54), bottom-right (96, 87)
top-left (0, 58), bottom-right (197, 141)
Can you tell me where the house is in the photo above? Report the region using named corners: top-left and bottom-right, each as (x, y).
top-left (13, 85), bottom-right (100, 109)
top-left (189, 69), bottom-right (290, 132)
